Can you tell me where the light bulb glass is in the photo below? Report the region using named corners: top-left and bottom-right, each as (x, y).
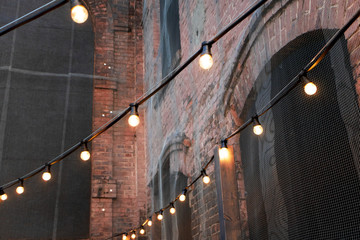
top-left (16, 186), bottom-right (25, 195)
top-left (122, 234), bottom-right (127, 240)
top-left (0, 193), bottom-right (8, 201)
top-left (128, 114), bottom-right (140, 127)
top-left (80, 150), bottom-right (91, 161)
top-left (42, 171), bottom-right (52, 181)
top-left (203, 175), bottom-right (210, 184)
top-left (131, 233), bottom-right (136, 239)
top-left (219, 147), bottom-right (230, 161)
top-left (157, 213), bottom-right (163, 221)
top-left (170, 206), bottom-right (176, 214)
top-left (179, 194), bottom-right (186, 202)
top-left (253, 124), bottom-right (264, 135)
top-left (304, 82), bottom-right (317, 95)
top-left (71, 5), bottom-right (88, 24)
top-left (140, 228), bottom-right (145, 235)
top-left (147, 220), bottom-right (152, 226)
top-left (199, 53), bottom-right (213, 70)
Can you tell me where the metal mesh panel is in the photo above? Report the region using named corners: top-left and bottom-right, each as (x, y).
top-left (240, 30), bottom-right (360, 239)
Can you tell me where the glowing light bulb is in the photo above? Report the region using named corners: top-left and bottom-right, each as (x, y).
top-left (42, 166), bottom-right (52, 181)
top-left (253, 124), bottom-right (263, 135)
top-left (122, 234), bottom-right (127, 240)
top-left (170, 203), bottom-right (176, 214)
top-left (80, 143), bottom-right (91, 161)
top-left (203, 175), bottom-right (210, 184)
top-left (147, 219), bottom-right (153, 226)
top-left (140, 228), bottom-right (145, 235)
top-left (157, 211), bottom-right (163, 221)
top-left (131, 232), bottom-right (136, 239)
top-left (219, 140), bottom-right (230, 161)
top-left (304, 82), bottom-right (317, 95)
top-left (71, 0), bottom-right (88, 24)
top-left (0, 193), bottom-right (7, 201)
top-left (16, 186), bottom-right (24, 195)
top-left (199, 43), bottom-right (213, 70)
top-left (179, 189), bottom-right (187, 202)
top-left (253, 117), bottom-right (263, 135)
top-left (128, 104), bottom-right (140, 127)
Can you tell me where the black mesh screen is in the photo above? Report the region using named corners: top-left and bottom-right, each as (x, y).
top-left (240, 30), bottom-right (360, 239)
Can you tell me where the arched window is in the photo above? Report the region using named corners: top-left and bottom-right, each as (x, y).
top-left (240, 30), bottom-right (360, 239)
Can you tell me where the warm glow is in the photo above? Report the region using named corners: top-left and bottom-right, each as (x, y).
top-left (253, 124), bottom-right (264, 135)
top-left (131, 233), bottom-right (136, 239)
top-left (71, 5), bottom-right (88, 24)
top-left (42, 171), bottom-right (52, 181)
top-left (140, 228), bottom-right (145, 235)
top-left (179, 194), bottom-right (186, 202)
top-left (122, 234), bottom-right (127, 240)
top-left (203, 175), bottom-right (210, 184)
top-left (304, 82), bottom-right (317, 95)
top-left (157, 213), bottom-right (163, 221)
top-left (16, 186), bottom-right (25, 195)
top-left (170, 206), bottom-right (176, 214)
top-left (128, 114), bottom-right (140, 127)
top-left (80, 150), bottom-right (91, 161)
top-left (219, 147), bottom-right (230, 161)
top-left (147, 220), bottom-right (153, 226)
top-left (0, 193), bottom-right (8, 201)
top-left (199, 53), bottom-right (213, 70)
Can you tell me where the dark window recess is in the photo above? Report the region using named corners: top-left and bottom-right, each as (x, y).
top-left (159, 0), bottom-right (181, 77)
top-left (240, 30), bottom-right (360, 239)
top-left (150, 158), bottom-right (192, 239)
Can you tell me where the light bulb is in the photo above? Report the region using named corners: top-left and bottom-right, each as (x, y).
top-left (157, 211), bottom-right (163, 221)
top-left (253, 124), bottom-right (263, 135)
top-left (304, 82), bottom-right (317, 95)
top-left (80, 143), bottom-right (91, 161)
top-left (128, 104), bottom-right (140, 127)
top-left (42, 165), bottom-right (52, 181)
top-left (122, 234), bottom-right (127, 240)
top-left (170, 206), bottom-right (176, 214)
top-left (128, 114), bottom-right (140, 127)
top-left (219, 140), bottom-right (230, 161)
top-left (71, 3), bottom-right (88, 24)
top-left (199, 42), bottom-right (213, 70)
top-left (140, 228), bottom-right (145, 235)
top-left (131, 232), bottom-right (136, 239)
top-left (147, 219), bottom-right (152, 226)
top-left (179, 189), bottom-right (187, 202)
top-left (253, 117), bottom-right (264, 135)
top-left (203, 175), bottom-right (210, 184)
top-left (16, 186), bottom-right (24, 195)
top-left (0, 193), bottom-right (7, 201)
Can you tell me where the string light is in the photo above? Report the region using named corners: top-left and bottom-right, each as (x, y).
top-left (70, 0), bottom-right (88, 24)
top-left (122, 233), bottom-right (127, 240)
top-left (128, 103), bottom-right (140, 127)
top-left (252, 117), bottom-right (264, 135)
top-left (42, 165), bottom-right (52, 181)
top-left (179, 189), bottom-right (187, 202)
top-left (202, 170), bottom-right (210, 184)
top-left (169, 203), bottom-right (176, 214)
top-left (157, 210), bottom-right (164, 220)
top-left (80, 142), bottom-right (91, 161)
top-left (302, 75), bottom-right (317, 95)
top-left (0, 188), bottom-right (8, 201)
top-left (219, 139), bottom-right (230, 161)
top-left (199, 42), bottom-right (213, 70)
top-left (139, 227), bottom-right (145, 235)
top-left (147, 217), bottom-right (153, 226)
top-left (16, 179), bottom-right (24, 195)
top-left (131, 231), bottom-right (136, 239)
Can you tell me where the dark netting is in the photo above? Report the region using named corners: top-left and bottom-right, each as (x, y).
top-left (240, 29), bottom-right (360, 239)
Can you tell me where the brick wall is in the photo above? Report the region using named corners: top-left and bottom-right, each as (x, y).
top-left (85, 0), bottom-right (146, 239)
top-left (142, 0), bottom-right (360, 239)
